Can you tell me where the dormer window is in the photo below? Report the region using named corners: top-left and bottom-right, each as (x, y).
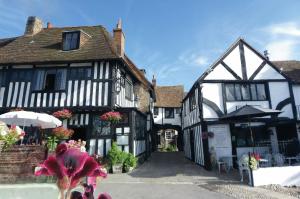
top-left (62, 31), bottom-right (80, 51)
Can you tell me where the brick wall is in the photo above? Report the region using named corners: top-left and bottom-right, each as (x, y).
top-left (0, 145), bottom-right (46, 183)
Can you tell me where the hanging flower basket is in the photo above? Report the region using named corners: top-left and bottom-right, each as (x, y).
top-left (52, 109), bottom-right (72, 120)
top-left (52, 127), bottom-right (74, 140)
top-left (100, 111), bottom-right (122, 124)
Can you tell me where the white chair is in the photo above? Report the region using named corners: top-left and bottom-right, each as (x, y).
top-left (238, 154), bottom-right (251, 184)
top-left (260, 153), bottom-right (272, 167)
top-left (273, 153), bottom-right (284, 166)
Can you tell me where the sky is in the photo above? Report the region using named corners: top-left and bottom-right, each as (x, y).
top-left (0, 0), bottom-right (300, 90)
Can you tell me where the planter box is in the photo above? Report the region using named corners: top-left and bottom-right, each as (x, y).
top-left (112, 164), bottom-right (123, 174)
top-left (252, 166), bottom-right (300, 186)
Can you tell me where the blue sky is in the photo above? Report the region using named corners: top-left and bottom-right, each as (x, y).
top-left (0, 0), bottom-right (300, 90)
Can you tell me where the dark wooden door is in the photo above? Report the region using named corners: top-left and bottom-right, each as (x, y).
top-left (190, 129), bottom-right (195, 161)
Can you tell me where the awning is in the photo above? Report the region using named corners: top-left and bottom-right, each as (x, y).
top-left (221, 105), bottom-right (282, 120)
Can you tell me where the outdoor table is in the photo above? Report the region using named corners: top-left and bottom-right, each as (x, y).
top-left (285, 157), bottom-right (297, 165)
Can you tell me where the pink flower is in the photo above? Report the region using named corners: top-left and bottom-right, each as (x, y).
top-left (35, 144), bottom-right (107, 193)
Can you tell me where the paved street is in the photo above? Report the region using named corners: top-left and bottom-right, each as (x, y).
top-left (0, 152), bottom-right (233, 199)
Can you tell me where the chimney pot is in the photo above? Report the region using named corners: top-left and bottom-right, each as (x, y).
top-left (47, 22), bottom-right (53, 28)
top-left (25, 16), bottom-right (43, 36)
top-left (152, 75), bottom-right (156, 87)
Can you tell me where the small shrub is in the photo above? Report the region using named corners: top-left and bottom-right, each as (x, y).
top-left (165, 144), bottom-right (177, 152)
top-left (107, 142), bottom-right (124, 166)
top-left (124, 153), bottom-right (137, 172)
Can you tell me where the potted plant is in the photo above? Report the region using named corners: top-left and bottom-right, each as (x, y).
top-left (52, 109), bottom-right (72, 120)
top-left (107, 142), bottom-right (126, 173)
top-left (124, 153), bottom-right (137, 172)
top-left (52, 127), bottom-right (74, 143)
top-left (100, 111), bottom-right (122, 124)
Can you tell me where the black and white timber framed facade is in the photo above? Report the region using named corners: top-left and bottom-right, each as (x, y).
top-left (0, 16), bottom-right (154, 159)
top-left (182, 38), bottom-right (300, 169)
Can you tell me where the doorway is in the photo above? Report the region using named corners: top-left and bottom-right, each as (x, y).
top-left (71, 127), bottom-right (87, 141)
top-left (190, 129), bottom-right (195, 161)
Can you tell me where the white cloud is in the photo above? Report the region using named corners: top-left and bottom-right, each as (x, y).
top-left (178, 51), bottom-right (208, 67)
top-left (267, 22), bottom-right (300, 37)
top-left (261, 21), bottom-right (300, 61)
top-left (266, 40), bottom-right (298, 61)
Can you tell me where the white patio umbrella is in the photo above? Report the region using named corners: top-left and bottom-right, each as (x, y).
top-left (0, 111), bottom-right (62, 129)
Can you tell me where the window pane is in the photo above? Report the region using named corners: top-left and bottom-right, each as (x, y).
top-left (55, 69), bottom-right (67, 90)
top-left (250, 84), bottom-right (257, 100)
top-left (34, 70), bottom-right (45, 90)
top-left (241, 84), bottom-right (251, 100)
top-left (0, 71), bottom-right (5, 86)
top-left (165, 108), bottom-right (174, 118)
top-left (234, 84), bottom-right (242, 100)
top-left (70, 33), bottom-right (79, 49)
top-left (225, 84), bottom-right (235, 101)
top-left (125, 79), bottom-right (132, 100)
top-left (257, 84), bottom-right (266, 100)
top-left (154, 107), bottom-right (159, 115)
top-left (63, 33), bottom-right (72, 50)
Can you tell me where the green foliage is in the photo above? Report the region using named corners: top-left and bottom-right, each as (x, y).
top-left (107, 142), bottom-right (125, 166)
top-left (124, 153), bottom-right (137, 171)
top-left (164, 144), bottom-right (177, 152)
top-left (47, 136), bottom-right (58, 152)
top-left (3, 132), bottom-right (19, 149)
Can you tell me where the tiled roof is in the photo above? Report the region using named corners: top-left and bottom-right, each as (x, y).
top-left (0, 25), bottom-right (151, 88)
top-left (272, 60), bottom-right (300, 83)
top-left (0, 26), bottom-right (118, 63)
top-left (154, 85), bottom-right (184, 107)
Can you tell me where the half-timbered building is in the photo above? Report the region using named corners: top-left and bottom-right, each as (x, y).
top-left (151, 77), bottom-right (184, 151)
top-left (0, 16), bottom-right (154, 158)
top-left (182, 38), bottom-right (300, 169)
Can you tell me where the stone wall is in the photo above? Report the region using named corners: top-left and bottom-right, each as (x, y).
top-left (0, 145), bottom-right (46, 183)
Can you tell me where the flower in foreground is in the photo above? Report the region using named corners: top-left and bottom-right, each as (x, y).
top-left (35, 143), bottom-right (107, 199)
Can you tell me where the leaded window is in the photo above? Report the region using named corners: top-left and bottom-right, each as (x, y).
top-left (62, 31), bottom-right (80, 51)
top-left (165, 108), bottom-right (174, 118)
top-left (225, 83), bottom-right (267, 101)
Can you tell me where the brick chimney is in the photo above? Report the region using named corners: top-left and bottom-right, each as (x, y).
top-left (113, 19), bottom-right (125, 57)
top-left (152, 75), bottom-right (156, 87)
top-left (47, 22), bottom-right (53, 28)
top-left (24, 16), bottom-right (43, 36)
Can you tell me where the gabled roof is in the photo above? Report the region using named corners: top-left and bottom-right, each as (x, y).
top-left (0, 25), bottom-right (152, 88)
top-left (154, 85), bottom-right (184, 108)
top-left (272, 60), bottom-right (300, 83)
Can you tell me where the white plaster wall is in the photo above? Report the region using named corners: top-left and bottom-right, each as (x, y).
top-left (254, 64), bottom-right (285, 80)
top-left (153, 107), bottom-right (181, 126)
top-left (204, 64), bottom-right (236, 80)
top-left (292, 85), bottom-right (300, 119)
top-left (244, 45), bottom-right (264, 78)
top-left (202, 83), bottom-right (224, 111)
top-left (203, 104), bottom-right (219, 119)
top-left (269, 82), bottom-right (293, 118)
top-left (226, 101), bottom-right (269, 114)
top-left (253, 166), bottom-right (300, 186)
top-left (223, 46), bottom-right (242, 78)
